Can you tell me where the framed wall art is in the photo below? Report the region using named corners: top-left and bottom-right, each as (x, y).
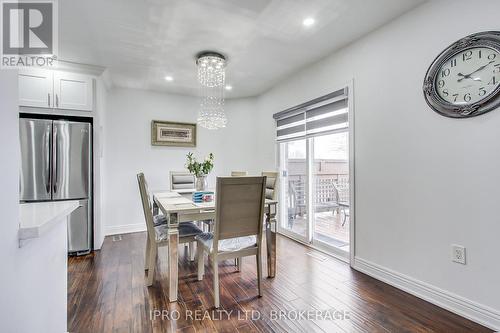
top-left (151, 120), bottom-right (197, 147)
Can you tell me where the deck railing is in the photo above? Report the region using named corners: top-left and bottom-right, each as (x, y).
top-left (288, 173), bottom-right (349, 215)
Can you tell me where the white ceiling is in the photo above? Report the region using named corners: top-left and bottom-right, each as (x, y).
top-left (59, 0), bottom-right (426, 98)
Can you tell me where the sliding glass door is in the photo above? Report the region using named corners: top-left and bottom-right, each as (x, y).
top-left (279, 132), bottom-right (350, 257)
top-left (279, 139), bottom-right (309, 242)
top-left (275, 86), bottom-right (352, 259)
top-left (311, 132), bottom-right (350, 254)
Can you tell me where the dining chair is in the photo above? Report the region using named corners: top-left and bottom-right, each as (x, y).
top-left (170, 171), bottom-right (196, 193)
top-left (196, 176), bottom-right (267, 308)
top-left (137, 173), bottom-right (203, 286)
top-left (261, 171), bottom-right (279, 201)
top-left (231, 171), bottom-right (248, 176)
top-left (230, 171), bottom-right (248, 269)
top-left (233, 171), bottom-right (277, 270)
top-left (170, 170), bottom-right (212, 234)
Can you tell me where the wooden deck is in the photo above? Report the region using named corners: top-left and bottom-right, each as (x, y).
top-left (68, 232), bottom-right (491, 332)
top-left (284, 211), bottom-right (350, 246)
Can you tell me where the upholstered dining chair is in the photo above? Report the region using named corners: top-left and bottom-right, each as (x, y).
top-left (231, 171), bottom-right (248, 176)
top-left (230, 171), bottom-right (248, 269)
top-left (233, 171), bottom-right (277, 270)
top-left (170, 171), bottom-right (196, 193)
top-left (137, 173), bottom-right (203, 286)
top-left (170, 170), bottom-right (212, 233)
top-left (196, 176), bottom-right (267, 308)
top-left (261, 171), bottom-right (279, 201)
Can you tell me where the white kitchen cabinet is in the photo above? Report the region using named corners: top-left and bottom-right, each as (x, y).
top-left (19, 69), bottom-right (53, 108)
top-left (18, 69), bottom-right (94, 111)
top-left (53, 72), bottom-right (93, 111)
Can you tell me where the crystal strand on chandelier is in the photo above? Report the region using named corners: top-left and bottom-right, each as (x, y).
top-left (196, 53), bottom-right (228, 130)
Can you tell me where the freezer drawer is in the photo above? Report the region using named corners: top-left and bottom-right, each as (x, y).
top-left (19, 118), bottom-right (53, 201)
top-left (68, 199), bottom-right (91, 254)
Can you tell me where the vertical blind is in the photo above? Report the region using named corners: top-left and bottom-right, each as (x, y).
top-left (273, 87), bottom-right (348, 141)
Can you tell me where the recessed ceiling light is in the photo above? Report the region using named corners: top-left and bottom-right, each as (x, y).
top-left (303, 17), bottom-right (315, 27)
top-left (225, 85), bottom-right (232, 91)
top-left (164, 76), bottom-right (173, 81)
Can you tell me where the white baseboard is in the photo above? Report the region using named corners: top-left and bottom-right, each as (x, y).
top-left (105, 223), bottom-right (146, 236)
top-left (352, 257), bottom-right (500, 331)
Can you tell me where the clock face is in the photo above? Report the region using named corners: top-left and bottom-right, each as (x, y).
top-left (435, 46), bottom-right (500, 105)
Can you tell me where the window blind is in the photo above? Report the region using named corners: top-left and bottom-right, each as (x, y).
top-left (276, 113), bottom-right (305, 141)
top-left (273, 87), bottom-right (348, 142)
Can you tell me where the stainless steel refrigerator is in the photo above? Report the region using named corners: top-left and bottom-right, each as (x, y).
top-left (20, 117), bottom-right (92, 255)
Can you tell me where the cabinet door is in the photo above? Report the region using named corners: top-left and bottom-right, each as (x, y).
top-left (53, 72), bottom-right (93, 111)
top-left (19, 69), bottom-right (53, 108)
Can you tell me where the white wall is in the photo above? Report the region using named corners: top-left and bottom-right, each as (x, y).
top-left (255, 0), bottom-right (500, 328)
top-left (93, 76), bottom-right (108, 249)
top-left (0, 72), bottom-right (67, 332)
top-left (103, 88), bottom-right (259, 234)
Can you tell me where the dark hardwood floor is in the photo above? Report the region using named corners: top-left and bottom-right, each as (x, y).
top-left (68, 233), bottom-right (491, 333)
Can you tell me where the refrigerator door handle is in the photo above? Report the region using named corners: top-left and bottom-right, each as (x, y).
top-left (53, 126), bottom-right (58, 194)
top-left (44, 129), bottom-right (51, 194)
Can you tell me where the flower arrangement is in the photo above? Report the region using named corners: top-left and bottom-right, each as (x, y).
top-left (185, 152), bottom-right (214, 177)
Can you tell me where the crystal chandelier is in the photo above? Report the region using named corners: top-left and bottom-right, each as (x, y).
top-left (196, 52), bottom-right (228, 130)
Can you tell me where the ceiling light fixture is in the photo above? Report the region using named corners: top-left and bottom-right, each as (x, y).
top-left (196, 51), bottom-right (228, 130)
top-left (303, 17), bottom-right (315, 27)
top-left (225, 85), bottom-right (232, 91)
top-left (164, 75), bottom-right (173, 81)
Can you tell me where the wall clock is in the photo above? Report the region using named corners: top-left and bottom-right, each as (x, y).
top-left (423, 31), bottom-right (500, 118)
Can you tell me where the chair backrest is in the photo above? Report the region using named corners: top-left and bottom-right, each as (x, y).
top-left (213, 176), bottom-right (266, 246)
top-left (170, 171), bottom-right (195, 191)
top-left (137, 173), bottom-right (156, 242)
top-left (316, 178), bottom-right (339, 204)
top-left (231, 171), bottom-right (248, 176)
top-left (262, 171), bottom-right (278, 201)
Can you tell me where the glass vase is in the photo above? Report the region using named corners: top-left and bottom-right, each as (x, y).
top-left (195, 176), bottom-right (208, 191)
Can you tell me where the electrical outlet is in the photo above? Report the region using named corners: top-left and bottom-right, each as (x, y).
top-left (451, 244), bottom-right (466, 265)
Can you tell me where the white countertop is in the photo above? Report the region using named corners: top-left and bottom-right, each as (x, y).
top-left (19, 201), bottom-right (80, 242)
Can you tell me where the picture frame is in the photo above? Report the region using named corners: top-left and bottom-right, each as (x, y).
top-left (151, 120), bottom-right (197, 147)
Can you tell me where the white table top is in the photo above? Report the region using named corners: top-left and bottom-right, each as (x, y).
top-left (19, 201), bottom-right (80, 242)
top-left (153, 190), bottom-right (277, 215)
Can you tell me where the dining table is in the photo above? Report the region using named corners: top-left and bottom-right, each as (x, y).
top-left (152, 190), bottom-right (278, 302)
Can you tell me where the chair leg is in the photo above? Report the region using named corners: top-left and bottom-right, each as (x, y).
top-left (236, 257), bottom-right (242, 271)
top-left (188, 242), bottom-right (196, 262)
top-left (213, 258), bottom-right (220, 308)
top-left (144, 236), bottom-right (151, 271)
top-left (197, 244), bottom-right (204, 281)
top-left (256, 252), bottom-right (263, 297)
top-left (193, 242), bottom-right (197, 261)
top-left (146, 245), bottom-right (157, 286)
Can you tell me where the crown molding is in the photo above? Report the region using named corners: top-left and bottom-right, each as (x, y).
top-left (54, 59), bottom-right (106, 76)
